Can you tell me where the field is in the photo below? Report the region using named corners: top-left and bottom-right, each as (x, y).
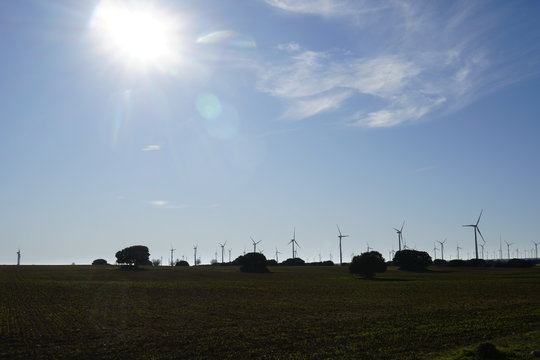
top-left (0, 265), bottom-right (539, 360)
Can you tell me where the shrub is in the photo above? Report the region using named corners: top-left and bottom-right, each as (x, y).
top-left (349, 251), bottom-right (387, 278)
top-left (238, 252), bottom-right (269, 273)
top-left (432, 259), bottom-right (448, 266)
top-left (447, 259), bottom-right (467, 267)
top-left (280, 258), bottom-right (305, 266)
top-left (266, 259), bottom-right (278, 266)
top-left (175, 260), bottom-right (189, 266)
top-left (115, 245), bottom-right (150, 267)
top-left (494, 259), bottom-right (535, 268)
top-left (393, 250), bottom-right (432, 271)
top-left (467, 258), bottom-right (487, 267)
top-left (92, 259), bottom-right (108, 265)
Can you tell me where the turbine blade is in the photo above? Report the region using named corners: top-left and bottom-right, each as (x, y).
top-left (476, 227), bottom-right (485, 242)
top-left (400, 221), bottom-right (405, 232)
top-left (476, 209), bottom-right (483, 226)
top-left (337, 225), bottom-right (342, 236)
top-left (393, 228), bottom-right (400, 232)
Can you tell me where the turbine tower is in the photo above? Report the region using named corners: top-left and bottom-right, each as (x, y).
top-left (456, 243), bottom-right (463, 260)
top-left (219, 241), bottom-right (227, 264)
top-left (337, 225), bottom-right (349, 266)
top-left (462, 210), bottom-right (485, 259)
top-left (394, 221), bottom-right (404, 251)
top-left (288, 228), bottom-right (300, 258)
top-left (250, 237), bottom-right (262, 253)
top-left (275, 248), bottom-right (281, 262)
top-left (193, 244), bottom-right (198, 266)
top-left (505, 241), bottom-right (513, 260)
top-left (228, 249), bottom-right (232, 263)
top-left (533, 241), bottom-right (539, 259)
top-left (170, 245), bottom-right (176, 266)
top-left (433, 243), bottom-right (438, 260)
top-left (16, 249), bottom-right (21, 266)
top-left (437, 238), bottom-right (447, 260)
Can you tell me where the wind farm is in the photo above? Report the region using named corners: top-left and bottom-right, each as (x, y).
top-left (1, 0), bottom-right (540, 359)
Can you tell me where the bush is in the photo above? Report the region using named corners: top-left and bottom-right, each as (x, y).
top-left (447, 259), bottom-right (467, 267)
top-left (175, 260), bottom-right (189, 266)
top-left (494, 259), bottom-right (535, 268)
top-left (306, 260), bottom-right (335, 266)
top-left (349, 251), bottom-right (387, 278)
top-left (280, 258), bottom-right (305, 266)
top-left (467, 258), bottom-right (487, 267)
top-left (432, 259), bottom-right (448, 266)
top-left (266, 259), bottom-right (278, 266)
top-left (115, 245), bottom-right (150, 267)
top-left (238, 252), bottom-right (269, 273)
top-left (92, 259), bottom-right (108, 265)
top-left (393, 250), bottom-right (432, 271)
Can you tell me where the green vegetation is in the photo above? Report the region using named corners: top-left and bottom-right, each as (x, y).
top-left (0, 265), bottom-right (539, 359)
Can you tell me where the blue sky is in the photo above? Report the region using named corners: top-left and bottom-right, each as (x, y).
top-left (1, 0), bottom-right (540, 265)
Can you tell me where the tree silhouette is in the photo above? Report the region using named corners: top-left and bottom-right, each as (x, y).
top-left (393, 249), bottom-right (432, 271)
top-left (92, 258), bottom-right (108, 265)
top-left (237, 252), bottom-right (269, 273)
top-left (115, 245), bottom-right (150, 267)
top-left (349, 251), bottom-right (387, 278)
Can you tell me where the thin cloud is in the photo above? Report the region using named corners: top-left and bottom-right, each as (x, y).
top-left (147, 200), bottom-right (185, 209)
top-left (277, 42), bottom-right (301, 52)
top-left (259, 1), bottom-right (540, 127)
top-left (141, 145), bottom-right (160, 151)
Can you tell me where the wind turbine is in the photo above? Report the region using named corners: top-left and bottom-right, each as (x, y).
top-left (437, 238), bottom-right (447, 260)
top-left (275, 248), bottom-right (281, 262)
top-left (533, 241), bottom-right (539, 259)
top-left (16, 249), bottom-right (21, 266)
top-left (193, 244), bottom-right (198, 266)
top-left (337, 225), bottom-right (349, 266)
top-left (288, 228), bottom-right (300, 258)
top-left (505, 241), bottom-right (513, 260)
top-left (219, 241), bottom-right (227, 264)
top-left (228, 248), bottom-right (232, 263)
top-left (433, 243), bottom-right (438, 260)
top-left (394, 221), bottom-right (404, 251)
top-left (462, 210), bottom-right (485, 259)
top-left (456, 243), bottom-right (463, 260)
top-left (170, 245), bottom-right (176, 266)
top-left (250, 237), bottom-right (261, 253)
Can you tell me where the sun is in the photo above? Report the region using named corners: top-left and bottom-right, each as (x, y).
top-left (90, 0), bottom-right (181, 70)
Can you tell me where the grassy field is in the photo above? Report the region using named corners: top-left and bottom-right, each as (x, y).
top-left (0, 265), bottom-right (539, 359)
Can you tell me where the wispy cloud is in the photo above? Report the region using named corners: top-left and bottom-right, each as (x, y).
top-left (277, 42), bottom-right (301, 52)
top-left (141, 145), bottom-right (161, 151)
top-left (259, 1), bottom-right (540, 127)
top-left (147, 200), bottom-right (184, 209)
top-left (264, 0), bottom-right (380, 18)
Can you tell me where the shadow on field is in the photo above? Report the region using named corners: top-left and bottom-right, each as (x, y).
top-left (357, 277), bottom-right (408, 282)
top-left (117, 266), bottom-right (148, 271)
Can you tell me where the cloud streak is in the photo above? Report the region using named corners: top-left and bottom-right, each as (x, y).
top-left (259, 0), bottom-right (540, 127)
top-left (141, 145), bottom-right (161, 151)
top-left (147, 200), bottom-right (184, 209)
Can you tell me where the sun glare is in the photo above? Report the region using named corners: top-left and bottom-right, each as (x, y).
top-left (91, 0), bottom-right (182, 70)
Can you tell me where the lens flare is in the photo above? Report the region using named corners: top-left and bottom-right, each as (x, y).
top-left (196, 30), bottom-right (256, 49)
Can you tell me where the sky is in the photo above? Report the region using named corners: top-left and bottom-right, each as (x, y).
top-left (1, 0), bottom-right (540, 265)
